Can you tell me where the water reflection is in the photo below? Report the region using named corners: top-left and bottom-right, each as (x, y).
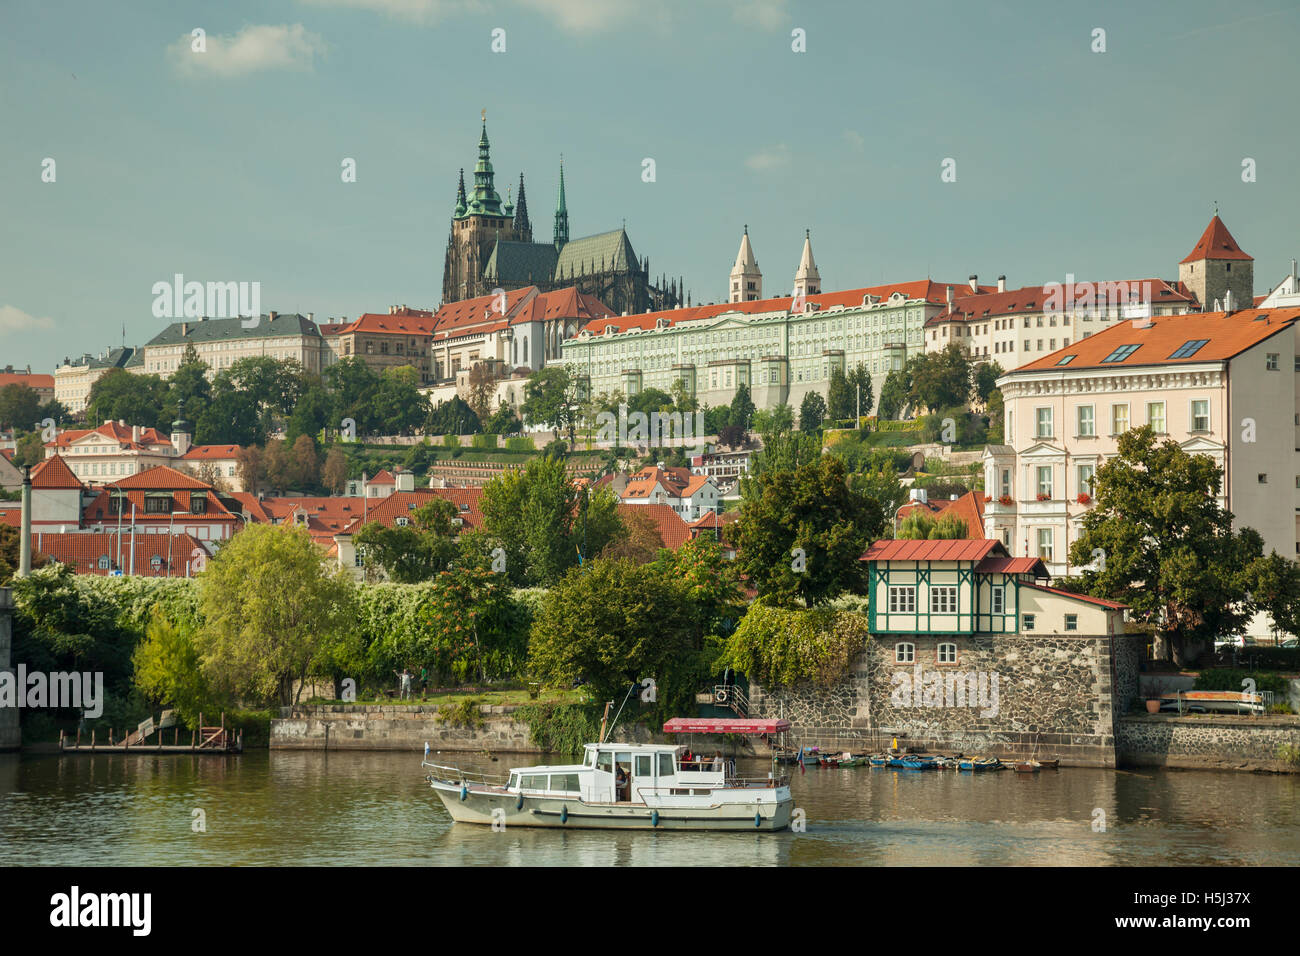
top-left (1, 752), bottom-right (1296, 866)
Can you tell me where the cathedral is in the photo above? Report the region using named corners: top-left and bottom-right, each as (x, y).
top-left (441, 117), bottom-right (684, 316)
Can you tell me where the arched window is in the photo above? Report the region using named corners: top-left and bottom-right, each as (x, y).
top-left (523, 336), bottom-right (529, 364)
top-left (895, 642), bottom-right (915, 664)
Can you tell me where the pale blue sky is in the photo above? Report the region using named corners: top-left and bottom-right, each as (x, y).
top-left (3, 0), bottom-right (1298, 373)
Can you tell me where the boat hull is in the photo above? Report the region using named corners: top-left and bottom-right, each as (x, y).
top-left (429, 780), bottom-right (794, 831)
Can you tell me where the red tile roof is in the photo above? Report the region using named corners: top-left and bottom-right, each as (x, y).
top-left (107, 465), bottom-right (212, 490)
top-left (1023, 582), bottom-right (1127, 610)
top-left (1180, 215), bottom-right (1252, 264)
top-left (927, 279), bottom-right (1195, 326)
top-left (335, 310), bottom-right (439, 337)
top-left (861, 538), bottom-right (1005, 562)
top-left (895, 491), bottom-right (985, 537)
top-left (362, 488), bottom-right (485, 531)
top-left (616, 503), bottom-right (690, 550)
top-left (579, 280), bottom-right (986, 337)
top-left (30, 454), bottom-right (83, 490)
top-left (46, 422), bottom-right (170, 450)
top-left (974, 556), bottom-right (1047, 576)
top-left (181, 444), bottom-right (241, 460)
top-left (1014, 307), bottom-right (1300, 373)
top-left (0, 373), bottom-right (54, 390)
top-left (33, 531), bottom-right (206, 576)
top-left (368, 469), bottom-right (397, 485)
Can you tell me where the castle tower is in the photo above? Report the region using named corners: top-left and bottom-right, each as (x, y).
top-left (442, 115), bottom-right (518, 303)
top-left (1178, 214), bottom-right (1253, 311)
top-left (171, 399), bottom-right (193, 458)
top-left (793, 229), bottom-right (821, 298)
top-left (553, 158), bottom-right (570, 249)
top-left (730, 225), bottom-right (762, 303)
top-left (514, 173), bottom-right (532, 243)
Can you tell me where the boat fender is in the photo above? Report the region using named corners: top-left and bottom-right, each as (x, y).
top-left (754, 811), bottom-right (762, 829)
top-left (459, 784), bottom-right (468, 802)
top-left (651, 810), bottom-right (659, 828)
top-left (516, 794), bottom-right (524, 811)
top-left (560, 805), bottom-right (568, 825)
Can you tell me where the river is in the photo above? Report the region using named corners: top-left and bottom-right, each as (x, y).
top-left (2, 751), bottom-right (1297, 866)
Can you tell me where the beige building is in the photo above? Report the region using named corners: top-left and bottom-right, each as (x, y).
top-left (138, 313), bottom-right (331, 379)
top-left (54, 348), bottom-right (141, 414)
top-left (325, 306), bottom-right (438, 383)
top-left (988, 304), bottom-right (1300, 579)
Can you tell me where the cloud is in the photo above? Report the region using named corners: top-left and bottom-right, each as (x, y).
top-left (297, 0), bottom-right (483, 24)
top-left (0, 305), bottom-right (55, 336)
top-left (514, 0), bottom-right (669, 34)
top-left (843, 130), bottom-right (864, 151)
top-left (745, 144), bottom-right (791, 172)
top-left (167, 24), bottom-right (328, 76)
top-left (736, 0), bottom-right (788, 31)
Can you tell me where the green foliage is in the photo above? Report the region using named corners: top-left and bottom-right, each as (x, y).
top-left (471, 433), bottom-right (499, 450)
top-left (750, 429), bottom-right (821, 476)
top-left (513, 701), bottom-right (603, 754)
top-left (354, 499), bottom-right (460, 583)
top-left (505, 435), bottom-right (534, 452)
top-left (438, 697), bottom-right (486, 729)
top-left (731, 455), bottom-right (884, 606)
top-left (1191, 669), bottom-right (1290, 696)
top-left (522, 365), bottom-right (581, 444)
top-left (484, 402), bottom-right (522, 436)
top-left (0, 383), bottom-right (42, 431)
top-left (429, 396), bottom-right (480, 436)
top-left (799, 391), bottom-right (826, 432)
top-left (897, 511), bottom-right (969, 540)
top-left (729, 384), bottom-right (756, 433)
top-left (973, 362), bottom-right (1005, 404)
top-left (132, 609), bottom-right (218, 726)
top-left (196, 525), bottom-right (358, 707)
top-left (1068, 427), bottom-right (1263, 665)
top-left (876, 367), bottom-right (912, 421)
top-left (908, 344), bottom-right (972, 413)
top-left (751, 404), bottom-right (793, 435)
top-left (716, 601), bottom-right (870, 688)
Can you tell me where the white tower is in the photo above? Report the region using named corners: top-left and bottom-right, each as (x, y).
top-left (729, 225), bottom-right (762, 303)
top-left (793, 229), bottom-right (821, 298)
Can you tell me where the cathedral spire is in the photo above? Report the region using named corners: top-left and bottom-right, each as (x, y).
top-left (468, 114), bottom-right (504, 215)
top-left (730, 224), bottom-right (762, 302)
top-left (514, 172), bottom-right (531, 237)
top-left (793, 228), bottom-right (821, 297)
top-left (554, 157), bottom-right (570, 249)
top-left (454, 168), bottom-right (467, 218)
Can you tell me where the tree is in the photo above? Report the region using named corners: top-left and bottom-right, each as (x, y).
top-left (521, 366), bottom-right (580, 444)
top-left (1245, 551), bottom-right (1300, 638)
top-left (479, 457), bottom-right (621, 586)
top-left (985, 388), bottom-right (1005, 444)
top-left (847, 363), bottom-right (873, 421)
top-left (527, 558), bottom-right (699, 710)
top-left (196, 387), bottom-right (261, 446)
top-left (284, 380), bottom-right (332, 447)
top-left (372, 366), bottom-right (429, 435)
top-left (483, 401), bottom-right (521, 435)
top-left (428, 396), bottom-right (481, 436)
top-left (354, 498), bottom-right (460, 583)
top-left (799, 391), bottom-right (827, 432)
top-left (236, 444), bottom-right (268, 495)
top-left (974, 361), bottom-right (1005, 405)
top-left (196, 524), bottom-right (357, 707)
top-left (0, 384), bottom-right (42, 431)
top-left (599, 508), bottom-right (665, 563)
top-left (897, 511), bottom-right (969, 539)
top-left (669, 378), bottom-right (698, 415)
top-left (731, 455), bottom-right (885, 606)
top-left (163, 353), bottom-right (211, 431)
top-left (417, 565), bottom-right (530, 682)
top-left (876, 366), bottom-right (913, 420)
top-left (851, 467), bottom-right (905, 520)
top-left (1068, 427), bottom-right (1263, 665)
top-left (321, 447), bottom-right (349, 494)
top-left (287, 434), bottom-right (320, 489)
top-left (465, 362), bottom-right (499, 420)
top-left (752, 404), bottom-right (793, 435)
top-left (827, 367), bottom-right (854, 424)
top-left (728, 383), bottom-right (755, 436)
top-left (86, 369), bottom-right (169, 431)
top-left (909, 344), bottom-right (972, 413)
top-left (12, 430), bottom-right (44, 468)
top-left (132, 609), bottom-right (218, 726)
top-left (325, 357), bottom-right (383, 435)
top-left (627, 387), bottom-right (673, 419)
top-left (750, 429), bottom-right (820, 476)
top-left (1, 523), bottom-right (49, 584)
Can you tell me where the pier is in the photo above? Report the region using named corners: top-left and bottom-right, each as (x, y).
top-left (59, 711), bottom-right (242, 755)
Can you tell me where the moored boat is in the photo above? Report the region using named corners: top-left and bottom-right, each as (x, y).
top-left (424, 717), bottom-right (795, 831)
top-left (957, 756), bottom-right (1001, 772)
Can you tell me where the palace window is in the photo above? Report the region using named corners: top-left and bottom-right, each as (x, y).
top-left (1036, 466), bottom-right (1053, 499)
top-left (894, 642), bottom-right (915, 664)
top-left (1191, 399), bottom-right (1210, 432)
top-left (1076, 404), bottom-right (1094, 437)
top-left (1036, 528), bottom-right (1054, 561)
top-left (1035, 407), bottom-right (1053, 439)
top-left (888, 586), bottom-right (916, 613)
top-left (1111, 404), bottom-right (1129, 435)
top-left (1147, 401), bottom-right (1166, 433)
top-left (930, 586), bottom-right (958, 614)
top-left (937, 642), bottom-right (957, 664)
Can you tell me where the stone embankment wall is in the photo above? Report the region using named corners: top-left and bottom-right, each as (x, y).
top-left (1117, 714), bottom-right (1300, 772)
top-left (749, 634), bottom-right (1141, 768)
top-left (0, 589), bottom-right (19, 752)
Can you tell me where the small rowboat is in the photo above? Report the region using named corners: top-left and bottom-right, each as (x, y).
top-left (835, 754), bottom-right (867, 768)
top-left (897, 755), bottom-right (940, 770)
top-left (1013, 760), bottom-right (1040, 773)
top-left (1036, 757), bottom-right (1060, 770)
top-left (958, 756), bottom-right (1001, 772)
top-left (868, 754), bottom-right (890, 767)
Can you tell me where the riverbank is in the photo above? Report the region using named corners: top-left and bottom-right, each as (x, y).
top-left (1117, 713), bottom-right (1300, 772)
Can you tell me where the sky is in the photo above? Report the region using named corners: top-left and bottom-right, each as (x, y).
top-left (2, 0), bottom-right (1299, 373)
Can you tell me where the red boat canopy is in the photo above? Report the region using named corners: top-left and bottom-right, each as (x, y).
top-left (662, 718), bottom-right (791, 736)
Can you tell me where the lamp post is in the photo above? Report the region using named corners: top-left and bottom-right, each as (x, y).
top-left (17, 465), bottom-right (31, 578)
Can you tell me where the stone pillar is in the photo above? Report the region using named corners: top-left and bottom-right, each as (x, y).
top-left (0, 588), bottom-right (19, 751)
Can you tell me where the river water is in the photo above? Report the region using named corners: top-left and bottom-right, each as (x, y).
top-left (2, 750), bottom-right (1298, 866)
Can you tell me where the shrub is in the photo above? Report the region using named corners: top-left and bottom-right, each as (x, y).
top-left (471, 433), bottom-right (499, 450)
top-left (505, 436), bottom-right (534, 453)
top-left (438, 697), bottom-right (486, 729)
top-left (715, 601), bottom-right (870, 688)
top-left (1192, 669), bottom-right (1290, 696)
top-left (512, 701), bottom-right (603, 754)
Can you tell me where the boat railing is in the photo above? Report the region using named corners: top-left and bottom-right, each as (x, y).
top-left (421, 759), bottom-right (508, 788)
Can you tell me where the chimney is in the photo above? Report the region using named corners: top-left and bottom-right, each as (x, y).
top-left (1223, 290), bottom-right (1236, 314)
top-left (181, 322), bottom-right (189, 336)
top-left (968, 274), bottom-right (978, 293)
top-left (997, 275), bottom-right (1006, 293)
top-left (909, 487), bottom-right (928, 505)
top-left (307, 312), bottom-right (314, 322)
top-left (945, 286), bottom-right (953, 311)
top-left (268, 311), bottom-right (278, 322)
top-left (132, 425), bottom-right (140, 442)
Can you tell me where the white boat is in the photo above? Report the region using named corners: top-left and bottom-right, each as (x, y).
top-left (422, 718), bottom-right (794, 831)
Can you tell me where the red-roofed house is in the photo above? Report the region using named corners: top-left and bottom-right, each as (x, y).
top-left (990, 302), bottom-right (1300, 584)
top-left (616, 503), bottom-right (691, 551)
top-left (81, 466), bottom-right (243, 542)
top-left (324, 305), bottom-right (439, 383)
top-left (618, 465), bottom-right (720, 521)
top-left (894, 489), bottom-right (985, 538)
top-left (180, 444), bottom-right (244, 492)
top-left (33, 531), bottom-right (207, 577)
top-left (0, 368), bottom-right (55, 403)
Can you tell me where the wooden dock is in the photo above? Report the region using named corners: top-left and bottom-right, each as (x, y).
top-left (60, 711), bottom-right (242, 755)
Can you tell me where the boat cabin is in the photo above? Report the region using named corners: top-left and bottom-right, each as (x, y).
top-left (504, 743), bottom-right (734, 805)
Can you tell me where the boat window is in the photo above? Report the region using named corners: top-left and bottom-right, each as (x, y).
top-left (597, 751), bottom-right (613, 772)
top-left (616, 752), bottom-right (632, 770)
top-left (522, 774), bottom-right (548, 790)
top-left (658, 752), bottom-right (675, 777)
top-left (635, 754), bottom-right (652, 777)
top-left (549, 773), bottom-right (580, 792)
top-left (507, 773), bottom-right (519, 789)
top-left (583, 750), bottom-right (595, 767)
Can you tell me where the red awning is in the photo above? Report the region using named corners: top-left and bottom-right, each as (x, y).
top-left (662, 718), bottom-right (791, 736)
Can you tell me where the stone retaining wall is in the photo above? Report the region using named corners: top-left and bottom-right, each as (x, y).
top-left (0, 588), bottom-right (18, 752)
top-left (1117, 714), bottom-right (1300, 772)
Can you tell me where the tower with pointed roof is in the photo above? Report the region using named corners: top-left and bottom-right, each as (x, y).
top-left (442, 116), bottom-right (520, 304)
top-left (513, 173), bottom-right (531, 242)
top-left (1178, 214), bottom-right (1253, 311)
top-left (793, 229), bottom-right (821, 298)
top-left (553, 159), bottom-right (570, 249)
top-left (730, 226), bottom-right (762, 303)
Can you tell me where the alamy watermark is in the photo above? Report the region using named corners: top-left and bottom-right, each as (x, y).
top-left (1042, 275), bottom-right (1152, 322)
top-left (151, 273), bottom-right (261, 327)
top-left (0, 666), bottom-right (104, 718)
top-left (594, 403), bottom-right (707, 455)
top-left (889, 663), bottom-right (1000, 718)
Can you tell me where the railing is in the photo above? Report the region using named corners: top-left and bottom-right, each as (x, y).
top-left (711, 684), bottom-right (748, 717)
top-left (421, 759), bottom-right (509, 787)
